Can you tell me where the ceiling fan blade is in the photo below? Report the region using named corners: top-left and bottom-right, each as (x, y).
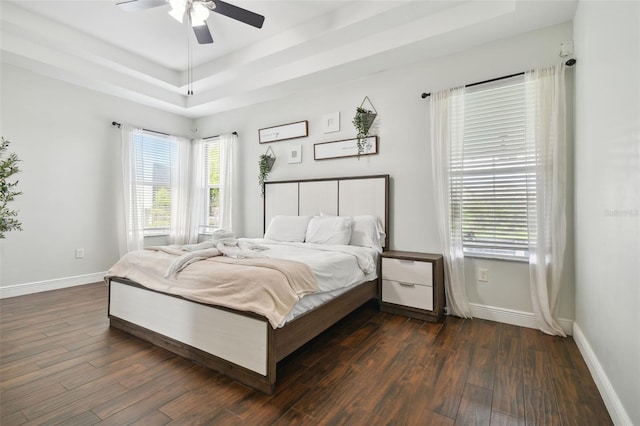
top-left (193, 22), bottom-right (214, 44)
top-left (116, 0), bottom-right (167, 12)
top-left (211, 0), bottom-right (265, 29)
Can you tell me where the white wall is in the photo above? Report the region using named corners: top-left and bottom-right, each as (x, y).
top-left (195, 22), bottom-right (576, 323)
top-left (0, 63), bottom-right (192, 291)
top-left (573, 1), bottom-right (640, 424)
top-left (1, 21), bottom-right (579, 332)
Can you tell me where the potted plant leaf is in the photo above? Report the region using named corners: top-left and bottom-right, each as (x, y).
top-left (258, 147), bottom-right (275, 197)
top-left (1, 137), bottom-right (23, 238)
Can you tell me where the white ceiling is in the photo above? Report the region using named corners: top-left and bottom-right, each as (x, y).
top-left (1, 0), bottom-right (577, 118)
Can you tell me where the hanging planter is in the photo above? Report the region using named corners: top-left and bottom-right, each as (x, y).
top-left (258, 146), bottom-right (275, 197)
top-left (354, 107), bottom-right (377, 134)
top-left (352, 96), bottom-right (378, 157)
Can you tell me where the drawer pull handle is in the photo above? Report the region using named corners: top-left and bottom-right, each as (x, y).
top-left (399, 282), bottom-right (415, 287)
top-left (398, 259), bottom-right (415, 264)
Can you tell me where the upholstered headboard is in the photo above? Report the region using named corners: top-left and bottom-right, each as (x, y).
top-left (263, 174), bottom-right (389, 249)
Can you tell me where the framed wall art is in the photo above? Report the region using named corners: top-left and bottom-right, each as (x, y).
top-left (314, 136), bottom-right (378, 160)
top-left (288, 145), bottom-right (302, 164)
top-left (322, 112), bottom-right (340, 133)
top-left (258, 120), bottom-right (308, 143)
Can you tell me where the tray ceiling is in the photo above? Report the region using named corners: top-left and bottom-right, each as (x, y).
top-left (1, 0), bottom-right (577, 118)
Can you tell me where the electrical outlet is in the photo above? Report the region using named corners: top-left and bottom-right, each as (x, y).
top-left (478, 268), bottom-right (489, 282)
top-left (75, 249), bottom-right (85, 259)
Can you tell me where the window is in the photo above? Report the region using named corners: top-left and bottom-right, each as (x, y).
top-left (454, 76), bottom-right (533, 260)
top-left (131, 131), bottom-right (178, 236)
top-left (191, 133), bottom-right (233, 236)
top-left (120, 127), bottom-right (229, 250)
top-left (204, 140), bottom-right (221, 231)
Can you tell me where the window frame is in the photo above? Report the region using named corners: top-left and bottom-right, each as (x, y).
top-left (131, 131), bottom-right (177, 237)
top-left (200, 139), bottom-right (222, 235)
top-left (455, 75), bottom-right (532, 262)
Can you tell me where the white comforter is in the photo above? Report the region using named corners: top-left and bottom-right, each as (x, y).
top-left (241, 238), bottom-right (379, 293)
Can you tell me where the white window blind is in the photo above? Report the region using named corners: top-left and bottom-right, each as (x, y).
top-left (204, 139), bottom-right (221, 230)
top-left (455, 76), bottom-right (533, 259)
top-left (132, 131), bottom-right (177, 235)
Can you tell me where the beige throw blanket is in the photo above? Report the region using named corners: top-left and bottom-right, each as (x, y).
top-left (106, 249), bottom-right (318, 327)
top-left (148, 231), bottom-right (270, 278)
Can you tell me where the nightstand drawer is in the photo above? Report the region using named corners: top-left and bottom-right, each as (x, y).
top-left (381, 279), bottom-right (433, 311)
top-left (382, 258), bottom-right (433, 286)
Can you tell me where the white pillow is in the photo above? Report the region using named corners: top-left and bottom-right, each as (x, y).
top-left (264, 215), bottom-right (311, 242)
top-left (305, 216), bottom-right (353, 245)
top-left (349, 215), bottom-right (386, 252)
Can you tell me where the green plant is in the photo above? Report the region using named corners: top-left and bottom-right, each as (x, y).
top-left (0, 137), bottom-right (23, 238)
top-left (352, 106), bottom-right (376, 156)
top-left (258, 154), bottom-right (274, 197)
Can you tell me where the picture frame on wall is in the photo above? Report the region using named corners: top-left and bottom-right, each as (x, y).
top-left (288, 145), bottom-right (302, 163)
top-left (258, 120), bottom-right (308, 143)
top-left (322, 112), bottom-right (340, 133)
top-left (313, 136), bottom-right (378, 160)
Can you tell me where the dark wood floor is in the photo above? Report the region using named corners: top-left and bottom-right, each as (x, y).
top-left (1, 283), bottom-right (611, 425)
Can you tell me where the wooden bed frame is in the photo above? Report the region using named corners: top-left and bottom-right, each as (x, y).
top-left (107, 174), bottom-right (389, 394)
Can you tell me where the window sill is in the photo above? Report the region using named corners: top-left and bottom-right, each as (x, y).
top-left (464, 251), bottom-right (529, 263)
top-left (199, 226), bottom-right (222, 235)
top-left (144, 233), bottom-right (170, 238)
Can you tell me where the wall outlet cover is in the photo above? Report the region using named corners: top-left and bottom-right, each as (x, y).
top-left (478, 268), bottom-right (489, 282)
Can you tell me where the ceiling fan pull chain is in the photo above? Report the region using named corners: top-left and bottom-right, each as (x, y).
top-left (187, 15), bottom-right (194, 96)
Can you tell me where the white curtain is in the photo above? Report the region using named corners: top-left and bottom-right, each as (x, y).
top-left (187, 138), bottom-right (207, 243)
top-left (525, 64), bottom-right (567, 336)
top-left (118, 129), bottom-right (235, 251)
top-left (430, 87), bottom-right (473, 318)
top-left (188, 133), bottom-right (235, 241)
top-left (170, 135), bottom-right (193, 245)
top-left (118, 125), bottom-right (144, 256)
top-left (218, 133), bottom-right (235, 231)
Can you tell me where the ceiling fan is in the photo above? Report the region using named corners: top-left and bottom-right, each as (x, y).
top-left (116, 0), bottom-right (265, 44)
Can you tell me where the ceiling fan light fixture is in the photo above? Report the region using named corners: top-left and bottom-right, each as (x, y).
top-left (191, 2), bottom-right (210, 22)
top-left (168, 0), bottom-right (186, 23)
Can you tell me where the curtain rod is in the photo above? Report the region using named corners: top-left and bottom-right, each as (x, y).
top-left (203, 132), bottom-right (238, 139)
top-left (111, 121), bottom-right (170, 136)
top-left (112, 121), bottom-right (238, 139)
top-left (420, 58), bottom-right (576, 99)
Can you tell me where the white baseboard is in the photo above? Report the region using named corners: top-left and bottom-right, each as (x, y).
top-left (468, 302), bottom-right (574, 336)
top-left (0, 272), bottom-right (107, 299)
top-left (572, 323), bottom-right (632, 426)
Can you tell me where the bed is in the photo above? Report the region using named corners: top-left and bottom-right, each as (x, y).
top-left (106, 174), bottom-right (389, 394)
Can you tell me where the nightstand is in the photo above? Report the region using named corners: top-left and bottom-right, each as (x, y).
top-left (379, 251), bottom-right (445, 322)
